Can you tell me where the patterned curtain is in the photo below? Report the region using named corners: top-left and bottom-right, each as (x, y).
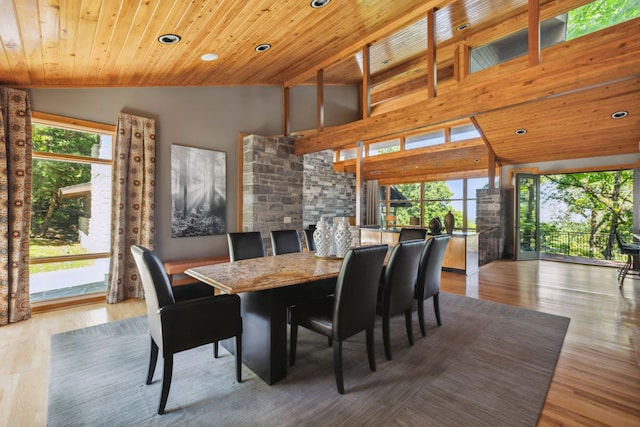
top-left (107, 113), bottom-right (156, 303)
top-left (365, 179), bottom-right (380, 226)
top-left (0, 88), bottom-right (32, 325)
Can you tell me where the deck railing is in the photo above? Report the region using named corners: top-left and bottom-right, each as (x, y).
top-left (540, 230), bottom-right (629, 262)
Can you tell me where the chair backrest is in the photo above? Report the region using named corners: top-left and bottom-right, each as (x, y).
top-left (415, 235), bottom-right (450, 300)
top-left (227, 232), bottom-right (266, 261)
top-left (304, 228), bottom-right (316, 251)
top-left (381, 239), bottom-right (425, 316)
top-left (130, 245), bottom-right (175, 344)
top-left (333, 244), bottom-right (388, 340)
top-left (398, 228), bottom-right (428, 242)
top-left (270, 229), bottom-right (302, 255)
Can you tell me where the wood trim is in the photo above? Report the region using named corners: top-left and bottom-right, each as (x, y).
top-left (427, 8), bottom-right (437, 98)
top-left (362, 45), bottom-right (371, 119)
top-left (237, 132), bottom-right (250, 231)
top-left (31, 112), bottom-right (116, 134)
top-left (30, 252), bottom-right (110, 264)
top-left (32, 151), bottom-right (112, 165)
top-left (317, 69), bottom-right (324, 131)
top-left (31, 293), bottom-right (106, 313)
top-left (282, 86), bottom-right (290, 136)
top-left (528, 0), bottom-right (540, 67)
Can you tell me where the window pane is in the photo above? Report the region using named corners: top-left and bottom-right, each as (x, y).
top-left (424, 181), bottom-right (453, 200)
top-left (450, 124), bottom-right (480, 142)
top-left (29, 258), bottom-right (109, 302)
top-left (405, 130), bottom-right (445, 150)
top-left (565, 0), bottom-right (640, 41)
top-left (369, 138), bottom-right (400, 156)
top-left (467, 177), bottom-right (489, 198)
top-left (471, 17), bottom-right (567, 72)
top-left (446, 180), bottom-right (464, 199)
top-left (33, 124), bottom-right (113, 160)
top-left (339, 148), bottom-right (356, 161)
top-left (31, 158), bottom-right (112, 255)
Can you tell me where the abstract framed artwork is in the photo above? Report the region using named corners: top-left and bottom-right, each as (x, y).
top-left (171, 144), bottom-right (226, 237)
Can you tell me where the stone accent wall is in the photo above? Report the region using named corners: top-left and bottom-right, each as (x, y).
top-left (303, 149), bottom-right (356, 228)
top-left (241, 137), bottom-right (356, 254)
top-left (476, 188), bottom-right (507, 266)
top-left (242, 134), bottom-right (303, 254)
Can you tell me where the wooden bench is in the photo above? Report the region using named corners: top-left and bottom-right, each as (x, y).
top-left (163, 256), bottom-right (229, 286)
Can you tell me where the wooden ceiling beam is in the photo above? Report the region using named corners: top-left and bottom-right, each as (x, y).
top-left (294, 19), bottom-right (640, 155)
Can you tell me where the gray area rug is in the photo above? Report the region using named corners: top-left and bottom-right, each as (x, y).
top-left (48, 293), bottom-right (569, 426)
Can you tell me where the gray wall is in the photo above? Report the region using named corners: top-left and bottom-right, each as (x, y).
top-left (28, 86), bottom-right (359, 261)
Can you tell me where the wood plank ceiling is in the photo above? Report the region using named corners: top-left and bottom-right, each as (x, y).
top-left (1, 0), bottom-right (638, 182)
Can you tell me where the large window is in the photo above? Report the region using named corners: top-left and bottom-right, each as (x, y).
top-left (471, 0), bottom-right (640, 73)
top-left (29, 115), bottom-right (114, 302)
top-left (380, 177), bottom-right (491, 231)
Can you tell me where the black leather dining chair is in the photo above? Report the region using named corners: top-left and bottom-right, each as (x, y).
top-left (414, 235), bottom-right (450, 337)
top-left (615, 233), bottom-right (640, 287)
top-left (270, 229), bottom-right (302, 255)
top-left (130, 245), bottom-right (243, 414)
top-left (398, 228), bottom-right (428, 242)
top-left (227, 231), bottom-right (266, 261)
top-left (376, 239), bottom-right (425, 360)
top-left (304, 228), bottom-right (316, 251)
top-left (289, 244), bottom-right (388, 394)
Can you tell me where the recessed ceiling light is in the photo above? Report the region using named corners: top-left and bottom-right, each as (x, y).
top-left (611, 111), bottom-right (628, 119)
top-left (158, 34), bottom-right (181, 45)
top-left (514, 129), bottom-right (527, 135)
top-left (456, 23), bottom-right (470, 31)
top-left (310, 0), bottom-right (331, 8)
top-left (255, 43), bottom-right (271, 52)
top-left (201, 53), bottom-right (219, 61)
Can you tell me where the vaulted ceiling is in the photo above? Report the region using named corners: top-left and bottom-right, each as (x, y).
top-left (1, 0), bottom-right (639, 182)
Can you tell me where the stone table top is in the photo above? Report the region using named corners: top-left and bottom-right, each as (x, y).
top-left (185, 251), bottom-right (345, 294)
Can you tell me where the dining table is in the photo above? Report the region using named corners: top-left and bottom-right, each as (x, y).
top-left (185, 251), bottom-right (346, 384)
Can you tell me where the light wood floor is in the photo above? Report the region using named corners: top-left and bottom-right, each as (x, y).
top-left (1, 260), bottom-right (638, 426)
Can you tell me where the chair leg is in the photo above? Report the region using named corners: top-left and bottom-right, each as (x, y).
top-left (333, 340), bottom-right (344, 394)
top-left (433, 293), bottom-right (442, 326)
top-left (235, 335), bottom-right (242, 383)
top-left (289, 322), bottom-right (298, 366)
top-left (382, 313), bottom-right (392, 360)
top-left (146, 338), bottom-right (158, 385)
top-left (417, 299), bottom-right (426, 337)
top-left (366, 326), bottom-right (376, 372)
top-left (405, 309), bottom-right (414, 346)
top-left (158, 354), bottom-right (173, 415)
top-left (214, 341), bottom-right (219, 358)
top-left (619, 255), bottom-right (632, 288)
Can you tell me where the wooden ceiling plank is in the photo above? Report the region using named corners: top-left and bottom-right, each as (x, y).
top-left (110, 0), bottom-right (163, 86)
top-left (0, 0), bottom-right (33, 85)
top-left (39, 0), bottom-right (61, 85)
top-left (71, 0), bottom-right (101, 86)
top-left (58, 0), bottom-right (82, 86)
